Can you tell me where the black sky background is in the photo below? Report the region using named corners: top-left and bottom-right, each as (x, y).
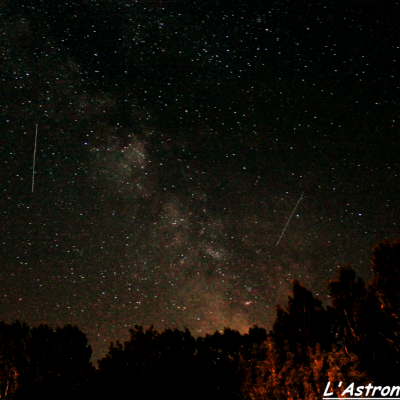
top-left (1, 0), bottom-right (399, 362)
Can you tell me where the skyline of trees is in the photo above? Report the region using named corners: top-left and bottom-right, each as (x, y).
top-left (0, 237), bottom-right (399, 399)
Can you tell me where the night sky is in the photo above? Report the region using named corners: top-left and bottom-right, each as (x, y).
top-left (1, 0), bottom-right (399, 362)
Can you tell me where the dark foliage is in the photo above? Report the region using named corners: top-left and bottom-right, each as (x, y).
top-left (95, 324), bottom-right (266, 400)
top-left (328, 266), bottom-right (368, 356)
top-left (271, 279), bottom-right (335, 358)
top-left (0, 322), bottom-right (94, 400)
top-left (325, 240), bottom-right (400, 386)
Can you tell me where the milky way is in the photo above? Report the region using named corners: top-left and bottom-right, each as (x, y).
top-left (1, 0), bottom-right (399, 361)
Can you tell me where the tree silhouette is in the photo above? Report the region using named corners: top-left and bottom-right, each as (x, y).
top-left (97, 324), bottom-right (201, 400)
top-left (328, 266), bottom-right (367, 356)
top-left (96, 324), bottom-right (267, 400)
top-left (327, 239), bottom-right (400, 385)
top-left (0, 322), bottom-right (94, 400)
top-left (0, 321), bottom-right (29, 399)
top-left (271, 279), bottom-right (335, 359)
top-left (369, 239), bottom-right (400, 339)
top-left (365, 238), bottom-right (400, 384)
top-left (195, 327), bottom-right (245, 400)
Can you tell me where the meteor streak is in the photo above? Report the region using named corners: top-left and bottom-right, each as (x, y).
top-left (32, 124), bottom-right (38, 193)
top-left (276, 191), bottom-right (304, 246)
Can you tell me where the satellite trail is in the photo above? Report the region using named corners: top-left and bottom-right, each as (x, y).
top-left (276, 191), bottom-right (304, 246)
top-left (32, 124), bottom-right (38, 193)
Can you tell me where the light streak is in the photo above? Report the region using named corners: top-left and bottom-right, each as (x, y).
top-left (32, 124), bottom-right (38, 193)
top-left (276, 191), bottom-right (304, 246)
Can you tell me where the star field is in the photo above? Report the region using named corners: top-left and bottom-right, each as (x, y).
top-left (1, 0), bottom-right (399, 361)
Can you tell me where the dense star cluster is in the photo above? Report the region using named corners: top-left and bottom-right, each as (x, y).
top-left (1, 0), bottom-right (399, 361)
